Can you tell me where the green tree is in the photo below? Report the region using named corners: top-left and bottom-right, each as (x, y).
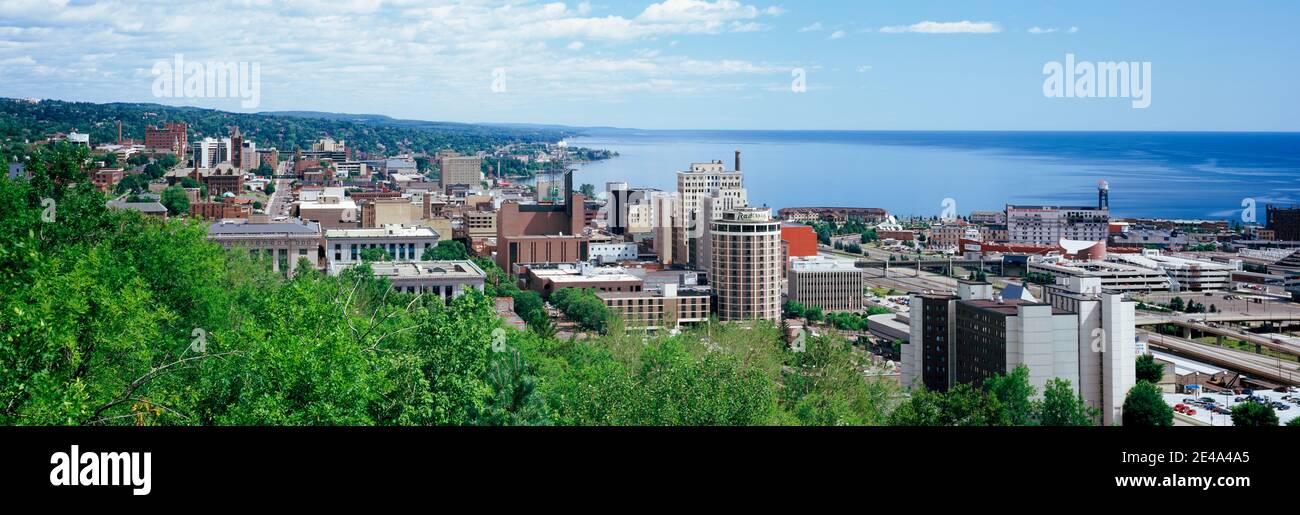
top-left (578, 183), bottom-right (595, 197)
top-left (550, 288), bottom-right (609, 333)
top-left (358, 247), bottom-right (389, 262)
top-left (1135, 353), bottom-right (1164, 384)
top-left (114, 173), bottom-right (151, 194)
top-left (888, 383), bottom-right (1010, 426)
top-left (160, 185), bottom-right (189, 215)
top-left (1169, 296), bottom-right (1185, 312)
top-left (422, 240), bottom-right (468, 260)
top-left (1230, 401), bottom-right (1279, 427)
top-left (511, 290), bottom-right (545, 325)
top-left (1038, 378), bottom-right (1097, 426)
top-left (1122, 381), bottom-right (1173, 427)
top-left (983, 364), bottom-right (1035, 425)
top-left (805, 305), bottom-right (824, 323)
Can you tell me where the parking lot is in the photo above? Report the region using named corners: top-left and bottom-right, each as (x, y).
top-left (1134, 290), bottom-right (1300, 317)
top-left (1163, 388), bottom-right (1300, 426)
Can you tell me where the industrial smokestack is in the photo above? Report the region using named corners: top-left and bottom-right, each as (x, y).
top-left (734, 150), bottom-right (741, 172)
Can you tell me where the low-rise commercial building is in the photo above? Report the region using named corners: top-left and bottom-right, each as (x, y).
top-left (329, 260), bottom-right (485, 301)
top-left (787, 256), bottom-right (863, 312)
top-left (206, 218), bottom-right (324, 275)
top-left (522, 262), bottom-right (643, 299)
top-left (599, 284), bottom-right (711, 330)
top-left (589, 242), bottom-right (639, 263)
top-left (324, 225), bottom-right (439, 267)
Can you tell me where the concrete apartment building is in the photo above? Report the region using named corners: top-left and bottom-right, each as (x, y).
top-left (328, 260), bottom-right (486, 301)
top-left (496, 172), bottom-right (588, 276)
top-left (599, 284), bottom-right (711, 330)
top-left (676, 153), bottom-right (748, 266)
top-left (903, 281), bottom-right (1081, 399)
top-left (1006, 182), bottom-right (1111, 245)
top-left (1041, 277), bottom-right (1137, 425)
top-left (711, 207), bottom-right (782, 322)
top-left (787, 256), bottom-right (864, 312)
top-left (206, 218), bottom-right (324, 275)
top-left (325, 225), bottom-right (439, 267)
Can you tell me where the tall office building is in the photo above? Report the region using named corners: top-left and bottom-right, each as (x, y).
top-left (676, 153), bottom-right (748, 266)
top-left (440, 154), bottom-right (483, 190)
top-left (711, 207), bottom-right (781, 321)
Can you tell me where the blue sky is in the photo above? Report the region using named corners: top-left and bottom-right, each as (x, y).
top-left (1, 0), bottom-right (1297, 130)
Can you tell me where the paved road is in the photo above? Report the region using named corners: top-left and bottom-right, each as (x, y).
top-left (1142, 330), bottom-right (1300, 386)
top-left (265, 161), bottom-right (293, 218)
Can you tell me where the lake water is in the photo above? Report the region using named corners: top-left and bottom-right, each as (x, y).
top-left (557, 130), bottom-right (1300, 220)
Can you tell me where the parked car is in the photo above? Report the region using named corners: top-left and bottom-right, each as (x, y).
top-left (1198, 397), bottom-right (1216, 404)
top-left (1274, 402), bottom-right (1291, 411)
top-left (1183, 397), bottom-right (1198, 404)
top-left (1185, 409), bottom-right (1197, 416)
top-left (1174, 403), bottom-right (1187, 412)
top-left (1235, 396), bottom-right (1247, 402)
top-left (1213, 406), bottom-right (1232, 415)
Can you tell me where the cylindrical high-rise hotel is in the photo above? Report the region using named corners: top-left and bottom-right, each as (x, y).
top-left (710, 207), bottom-right (782, 321)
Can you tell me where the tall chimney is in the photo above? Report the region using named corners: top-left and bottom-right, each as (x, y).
top-left (734, 150), bottom-right (741, 172)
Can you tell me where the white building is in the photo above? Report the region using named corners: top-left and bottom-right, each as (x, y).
top-left (904, 281), bottom-right (1082, 403)
top-left (1028, 257), bottom-right (1173, 292)
top-left (324, 225), bottom-right (439, 267)
top-left (328, 260), bottom-right (485, 302)
top-left (1042, 277), bottom-right (1137, 425)
top-left (1109, 250), bottom-right (1234, 292)
top-left (787, 256), bottom-right (864, 312)
top-left (590, 242), bottom-right (639, 264)
top-left (676, 158), bottom-right (748, 265)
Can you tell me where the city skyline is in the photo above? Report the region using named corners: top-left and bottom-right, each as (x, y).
top-left (1, 0), bottom-right (1297, 131)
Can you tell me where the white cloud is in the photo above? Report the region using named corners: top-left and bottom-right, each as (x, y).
top-left (856, 64), bottom-right (871, 73)
top-left (1028, 26), bottom-right (1058, 34)
top-left (0, 0), bottom-right (794, 113)
top-left (879, 20), bottom-right (1001, 34)
top-left (829, 30), bottom-right (845, 39)
top-left (799, 22), bottom-right (823, 32)
top-left (1068, 26), bottom-right (1079, 33)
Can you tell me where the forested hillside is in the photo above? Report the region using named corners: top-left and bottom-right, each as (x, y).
top-left (0, 99), bottom-right (568, 158)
